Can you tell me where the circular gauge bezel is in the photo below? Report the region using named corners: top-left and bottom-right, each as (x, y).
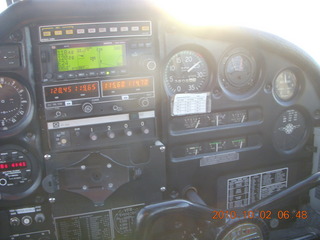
top-left (0, 144), bottom-right (42, 201)
top-left (218, 47), bottom-right (261, 99)
top-left (272, 68), bottom-right (302, 104)
top-left (163, 47), bottom-right (212, 96)
top-left (272, 107), bottom-right (310, 154)
top-left (217, 219), bottom-right (268, 240)
top-left (0, 75), bottom-right (34, 138)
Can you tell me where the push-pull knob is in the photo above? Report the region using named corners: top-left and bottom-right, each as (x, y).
top-left (107, 130), bottom-right (116, 139)
top-left (89, 132), bottom-right (98, 141)
top-left (141, 126), bottom-right (150, 134)
top-left (124, 128), bottom-right (133, 137)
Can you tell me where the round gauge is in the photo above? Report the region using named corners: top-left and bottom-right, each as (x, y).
top-left (220, 222), bottom-right (265, 240)
top-left (273, 70), bottom-right (298, 101)
top-left (0, 145), bottom-right (41, 200)
top-left (0, 76), bottom-right (33, 135)
top-left (273, 109), bottom-right (307, 152)
top-left (164, 50), bottom-right (209, 94)
top-left (219, 48), bottom-right (258, 95)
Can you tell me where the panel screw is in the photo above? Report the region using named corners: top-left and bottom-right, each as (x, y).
top-left (160, 146), bottom-right (165, 152)
top-left (44, 154), bottom-right (51, 160)
top-left (81, 165), bottom-right (86, 170)
top-left (213, 88), bottom-right (222, 97)
top-left (269, 218), bottom-right (279, 228)
top-left (265, 83), bottom-right (272, 92)
top-left (82, 185), bottom-right (88, 190)
top-left (170, 190), bottom-right (179, 199)
top-left (160, 187), bottom-right (166, 192)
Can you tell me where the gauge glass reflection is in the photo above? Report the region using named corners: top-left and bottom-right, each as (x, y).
top-left (274, 70), bottom-right (298, 101)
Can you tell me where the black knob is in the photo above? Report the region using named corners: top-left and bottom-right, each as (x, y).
top-left (21, 216), bottom-right (32, 226)
top-left (82, 102), bottom-right (93, 113)
top-left (0, 178), bottom-right (7, 186)
top-left (35, 213), bottom-right (46, 223)
top-left (139, 97), bottom-right (150, 108)
top-left (10, 217), bottom-right (20, 227)
top-left (140, 57), bottom-right (156, 71)
top-left (146, 59), bottom-right (157, 71)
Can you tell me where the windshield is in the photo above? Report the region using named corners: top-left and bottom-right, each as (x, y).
top-left (0, 0), bottom-right (319, 65)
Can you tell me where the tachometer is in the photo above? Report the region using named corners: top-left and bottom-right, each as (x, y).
top-left (164, 50), bottom-right (209, 94)
top-left (273, 69), bottom-right (298, 101)
top-left (0, 77), bottom-right (33, 136)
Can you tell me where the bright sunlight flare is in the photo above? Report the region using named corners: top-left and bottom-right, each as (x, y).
top-left (153, 0), bottom-right (320, 64)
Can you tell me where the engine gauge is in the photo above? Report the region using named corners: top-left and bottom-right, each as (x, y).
top-left (164, 50), bottom-right (209, 95)
top-left (273, 69), bottom-right (298, 101)
top-left (219, 48), bottom-right (258, 95)
top-left (230, 137), bottom-right (247, 149)
top-left (273, 109), bottom-right (307, 152)
top-left (185, 144), bottom-right (203, 156)
top-left (220, 222), bottom-right (265, 240)
top-left (0, 77), bottom-right (33, 136)
top-left (184, 116), bottom-right (202, 129)
top-left (230, 110), bottom-right (248, 124)
top-left (212, 112), bottom-right (227, 126)
top-left (209, 140), bottom-right (227, 152)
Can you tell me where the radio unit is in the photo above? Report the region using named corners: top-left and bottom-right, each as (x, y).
top-left (39, 21), bottom-right (155, 82)
top-left (38, 21), bottom-right (158, 151)
top-left (40, 39), bottom-right (156, 82)
top-left (43, 77), bottom-right (155, 121)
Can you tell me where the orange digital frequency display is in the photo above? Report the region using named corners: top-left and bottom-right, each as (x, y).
top-left (44, 82), bottom-right (99, 102)
top-left (102, 78), bottom-right (150, 91)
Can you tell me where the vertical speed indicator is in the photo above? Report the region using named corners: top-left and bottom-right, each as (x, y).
top-left (164, 50), bottom-right (209, 95)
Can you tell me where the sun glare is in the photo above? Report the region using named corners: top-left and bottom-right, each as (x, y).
top-left (0, 1), bottom-right (6, 13)
top-left (153, 0), bottom-right (320, 64)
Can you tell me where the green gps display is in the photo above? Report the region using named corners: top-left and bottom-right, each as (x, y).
top-left (56, 44), bottom-right (125, 72)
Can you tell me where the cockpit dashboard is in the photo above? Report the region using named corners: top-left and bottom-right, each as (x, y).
top-left (0, 1), bottom-right (320, 239)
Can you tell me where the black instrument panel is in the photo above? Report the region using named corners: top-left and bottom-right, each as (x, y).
top-left (0, 1), bottom-right (320, 240)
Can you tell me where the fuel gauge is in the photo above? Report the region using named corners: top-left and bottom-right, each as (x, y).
top-left (209, 140), bottom-right (227, 152)
top-left (185, 144), bottom-right (203, 156)
top-left (214, 113), bottom-right (227, 126)
top-left (230, 110), bottom-right (248, 124)
top-left (230, 137), bottom-right (247, 149)
top-left (184, 116), bottom-right (202, 129)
